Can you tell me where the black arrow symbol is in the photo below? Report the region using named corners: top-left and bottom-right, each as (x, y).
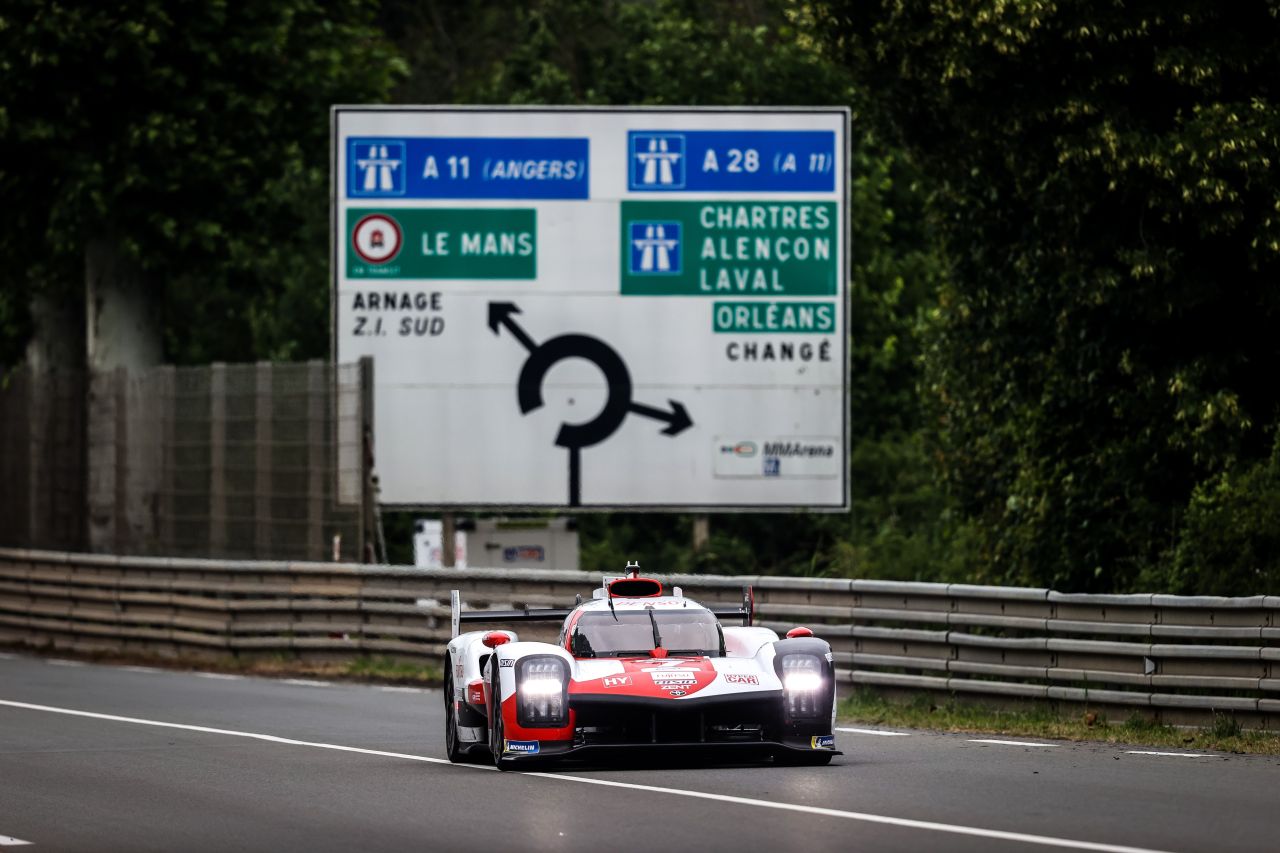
top-left (628, 400), bottom-right (694, 436)
top-left (488, 302), bottom-right (537, 352)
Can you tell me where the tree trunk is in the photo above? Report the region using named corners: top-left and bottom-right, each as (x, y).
top-left (85, 238), bottom-right (163, 554)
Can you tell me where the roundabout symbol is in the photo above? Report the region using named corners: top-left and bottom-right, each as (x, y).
top-left (488, 302), bottom-right (693, 506)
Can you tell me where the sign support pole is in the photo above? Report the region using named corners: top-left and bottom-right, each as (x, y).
top-left (442, 512), bottom-right (456, 568)
top-left (692, 514), bottom-right (709, 553)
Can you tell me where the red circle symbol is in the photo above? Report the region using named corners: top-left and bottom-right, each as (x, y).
top-left (352, 214), bottom-right (403, 264)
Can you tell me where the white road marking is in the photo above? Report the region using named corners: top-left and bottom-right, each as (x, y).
top-left (279, 679), bottom-right (331, 688)
top-left (969, 739), bottom-right (1060, 748)
top-left (835, 727), bottom-right (911, 737)
top-left (0, 835), bottom-right (33, 846)
top-left (121, 666), bottom-right (163, 674)
top-left (0, 698), bottom-right (1174, 853)
top-left (194, 672), bottom-right (242, 681)
top-left (0, 698), bottom-right (469, 768)
top-left (0, 653), bottom-right (17, 660)
top-left (379, 686), bottom-right (427, 694)
top-left (45, 659), bottom-right (84, 667)
top-left (1124, 751), bottom-right (1211, 758)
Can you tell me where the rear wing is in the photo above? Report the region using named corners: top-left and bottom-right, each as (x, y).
top-left (449, 585), bottom-right (754, 638)
top-left (707, 585), bottom-right (754, 628)
top-left (450, 590), bottom-right (573, 638)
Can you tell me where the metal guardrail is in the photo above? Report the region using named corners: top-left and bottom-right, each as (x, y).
top-left (1, 548), bottom-right (1276, 728)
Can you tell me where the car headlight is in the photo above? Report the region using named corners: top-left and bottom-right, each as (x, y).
top-left (516, 656), bottom-right (569, 727)
top-left (781, 653), bottom-right (827, 721)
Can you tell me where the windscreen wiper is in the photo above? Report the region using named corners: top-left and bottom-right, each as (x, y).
top-left (645, 606), bottom-right (663, 650)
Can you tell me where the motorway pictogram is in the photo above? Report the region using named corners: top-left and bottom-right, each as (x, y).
top-left (488, 302), bottom-right (692, 506)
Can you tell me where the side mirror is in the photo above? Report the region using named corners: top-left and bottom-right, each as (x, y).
top-left (785, 627), bottom-right (814, 639)
top-left (570, 629), bottom-right (591, 658)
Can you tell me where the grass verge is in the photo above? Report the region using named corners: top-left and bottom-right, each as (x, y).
top-left (838, 689), bottom-right (1280, 755)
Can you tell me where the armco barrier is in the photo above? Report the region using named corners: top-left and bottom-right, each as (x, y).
top-left (1, 548), bottom-right (1276, 728)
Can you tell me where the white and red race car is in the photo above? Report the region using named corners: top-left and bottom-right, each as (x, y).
top-left (443, 564), bottom-right (840, 769)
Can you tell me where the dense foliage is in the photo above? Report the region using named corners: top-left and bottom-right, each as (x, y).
top-left (4, 0), bottom-right (1277, 593)
top-left (816, 0), bottom-right (1280, 592)
top-left (0, 0), bottom-right (403, 363)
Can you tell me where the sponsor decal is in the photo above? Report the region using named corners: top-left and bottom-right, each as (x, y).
top-left (713, 436), bottom-right (840, 480)
top-left (602, 676), bottom-right (633, 688)
top-left (641, 659), bottom-right (691, 669)
top-left (723, 674), bottom-right (760, 686)
top-left (504, 739), bottom-right (540, 755)
top-left (454, 663), bottom-right (464, 680)
top-left (669, 690), bottom-right (687, 697)
top-left (503, 545), bottom-right (546, 562)
top-left (650, 670), bottom-right (697, 687)
top-left (499, 658), bottom-right (514, 667)
top-left (811, 735), bottom-right (835, 750)
top-left (718, 441), bottom-right (758, 458)
top-left (763, 441), bottom-right (836, 458)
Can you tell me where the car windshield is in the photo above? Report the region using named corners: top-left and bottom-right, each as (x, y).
top-left (573, 609), bottom-right (723, 658)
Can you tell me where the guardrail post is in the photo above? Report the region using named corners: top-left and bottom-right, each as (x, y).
top-left (209, 363), bottom-right (227, 554)
top-left (306, 360), bottom-right (325, 562)
top-left (254, 361), bottom-right (272, 558)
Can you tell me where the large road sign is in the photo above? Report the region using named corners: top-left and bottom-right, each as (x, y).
top-left (332, 107), bottom-right (848, 510)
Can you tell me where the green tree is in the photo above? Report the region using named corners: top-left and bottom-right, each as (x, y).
top-left (819, 1), bottom-right (1280, 591)
top-left (0, 0), bottom-right (404, 364)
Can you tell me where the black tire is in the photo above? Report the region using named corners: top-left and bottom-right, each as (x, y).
top-left (492, 704), bottom-right (518, 771)
top-left (443, 666), bottom-right (467, 763)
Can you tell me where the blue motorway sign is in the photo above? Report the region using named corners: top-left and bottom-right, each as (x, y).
top-left (347, 137), bottom-right (589, 200)
top-left (628, 130), bottom-right (835, 193)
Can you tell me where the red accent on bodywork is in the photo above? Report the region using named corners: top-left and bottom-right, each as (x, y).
top-left (499, 693), bottom-right (574, 742)
top-left (786, 626), bottom-right (814, 639)
top-left (650, 647), bottom-right (668, 658)
top-left (607, 577), bottom-right (663, 598)
top-left (483, 632), bottom-right (511, 648)
top-left (467, 679), bottom-right (486, 706)
top-left (569, 657), bottom-right (719, 699)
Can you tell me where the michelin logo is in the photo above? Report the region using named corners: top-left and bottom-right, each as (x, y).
top-left (504, 739), bottom-right (540, 755)
top-left (631, 133), bottom-right (685, 188)
top-left (350, 139), bottom-right (406, 196)
top-left (629, 222), bottom-right (681, 274)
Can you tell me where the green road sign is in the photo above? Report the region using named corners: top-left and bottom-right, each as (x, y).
top-left (621, 201), bottom-right (837, 297)
top-left (347, 208), bottom-right (536, 279)
top-left (713, 301), bottom-right (836, 333)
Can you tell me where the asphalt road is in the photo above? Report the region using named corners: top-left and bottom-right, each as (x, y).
top-left (1, 652), bottom-right (1277, 853)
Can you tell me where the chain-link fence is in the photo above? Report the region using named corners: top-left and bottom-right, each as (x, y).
top-left (0, 360), bottom-right (374, 561)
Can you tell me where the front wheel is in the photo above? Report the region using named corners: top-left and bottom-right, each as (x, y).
top-left (491, 705), bottom-right (519, 772)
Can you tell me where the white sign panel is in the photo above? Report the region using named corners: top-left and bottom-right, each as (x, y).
top-left (332, 107), bottom-right (848, 510)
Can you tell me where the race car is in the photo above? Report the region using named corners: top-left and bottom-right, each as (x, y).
top-left (442, 562), bottom-right (839, 769)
